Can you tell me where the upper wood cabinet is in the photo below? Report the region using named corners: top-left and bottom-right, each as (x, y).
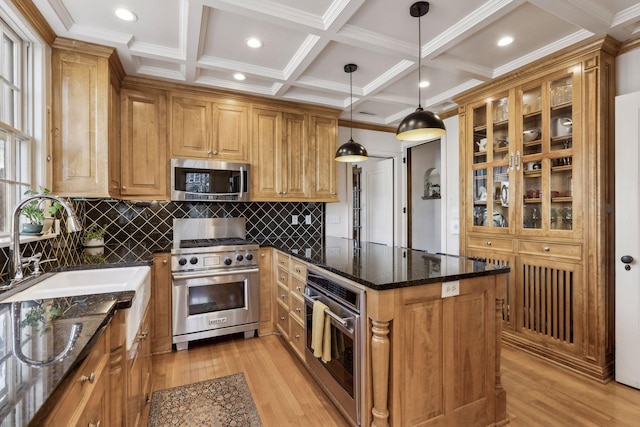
top-left (170, 94), bottom-right (249, 161)
top-left (51, 38), bottom-right (123, 197)
top-left (310, 115), bottom-right (338, 201)
top-left (120, 87), bottom-right (168, 199)
top-left (251, 106), bottom-right (339, 202)
top-left (456, 35), bottom-right (618, 381)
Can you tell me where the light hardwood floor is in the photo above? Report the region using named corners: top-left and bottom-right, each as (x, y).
top-left (143, 334), bottom-right (640, 426)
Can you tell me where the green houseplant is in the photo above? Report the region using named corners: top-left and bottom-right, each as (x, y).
top-left (83, 223), bottom-right (108, 247)
top-left (20, 187), bottom-right (63, 234)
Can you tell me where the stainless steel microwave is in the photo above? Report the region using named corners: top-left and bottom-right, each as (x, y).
top-left (170, 158), bottom-right (250, 202)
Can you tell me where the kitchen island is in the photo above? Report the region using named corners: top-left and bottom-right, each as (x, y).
top-left (271, 237), bottom-right (510, 427)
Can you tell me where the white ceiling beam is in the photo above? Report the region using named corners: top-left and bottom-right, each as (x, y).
top-left (529, 0), bottom-right (613, 34)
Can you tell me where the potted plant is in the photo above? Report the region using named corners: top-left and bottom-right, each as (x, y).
top-left (83, 223), bottom-right (108, 247)
top-left (20, 187), bottom-right (62, 235)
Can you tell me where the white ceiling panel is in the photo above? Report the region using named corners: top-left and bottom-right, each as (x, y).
top-left (30, 0), bottom-right (640, 127)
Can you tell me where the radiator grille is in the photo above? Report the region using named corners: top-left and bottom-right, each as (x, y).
top-left (522, 264), bottom-right (574, 343)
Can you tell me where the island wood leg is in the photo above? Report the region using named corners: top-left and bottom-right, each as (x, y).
top-left (371, 319), bottom-right (390, 427)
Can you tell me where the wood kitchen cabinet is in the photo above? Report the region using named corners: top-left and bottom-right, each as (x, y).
top-left (51, 38), bottom-right (124, 198)
top-left (127, 306), bottom-right (152, 427)
top-left (44, 326), bottom-right (110, 426)
top-left (170, 93), bottom-right (249, 161)
top-left (258, 248), bottom-right (274, 336)
top-left (251, 108), bottom-right (309, 200)
top-left (273, 250), bottom-right (307, 360)
top-left (120, 87), bottom-right (168, 199)
top-left (251, 106), bottom-right (339, 202)
top-left (151, 253), bottom-right (172, 354)
top-left (456, 35), bottom-right (617, 381)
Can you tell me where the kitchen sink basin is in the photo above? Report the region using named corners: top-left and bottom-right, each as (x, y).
top-left (3, 266), bottom-right (151, 349)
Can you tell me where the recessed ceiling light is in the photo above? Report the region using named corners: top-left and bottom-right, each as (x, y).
top-left (233, 73), bottom-right (246, 81)
top-left (419, 80), bottom-right (430, 88)
top-left (246, 38), bottom-right (263, 48)
top-left (115, 8), bottom-right (137, 22)
top-left (497, 36), bottom-right (514, 47)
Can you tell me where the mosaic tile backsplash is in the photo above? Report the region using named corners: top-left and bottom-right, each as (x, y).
top-left (0, 200), bottom-right (324, 283)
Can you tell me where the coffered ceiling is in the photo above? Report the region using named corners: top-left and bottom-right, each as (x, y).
top-left (32, 0), bottom-right (640, 126)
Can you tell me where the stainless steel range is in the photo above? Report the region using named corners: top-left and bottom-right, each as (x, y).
top-left (171, 218), bottom-right (259, 350)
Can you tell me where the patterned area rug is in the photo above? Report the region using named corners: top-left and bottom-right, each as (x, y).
top-left (147, 373), bottom-right (263, 426)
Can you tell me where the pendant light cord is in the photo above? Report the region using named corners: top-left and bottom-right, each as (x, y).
top-left (417, 11), bottom-right (422, 109)
top-left (350, 69), bottom-right (353, 140)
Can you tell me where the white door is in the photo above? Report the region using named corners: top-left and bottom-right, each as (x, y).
top-left (361, 158), bottom-right (394, 246)
top-left (615, 91), bottom-right (640, 389)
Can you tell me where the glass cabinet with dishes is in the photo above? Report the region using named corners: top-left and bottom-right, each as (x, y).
top-left (469, 92), bottom-right (513, 231)
top-left (457, 36), bottom-right (617, 383)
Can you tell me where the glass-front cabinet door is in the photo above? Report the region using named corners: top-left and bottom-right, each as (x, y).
top-left (518, 69), bottom-right (580, 235)
top-left (469, 92), bottom-right (513, 231)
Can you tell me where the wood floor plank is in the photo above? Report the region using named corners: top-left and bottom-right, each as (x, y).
top-left (142, 334), bottom-right (640, 426)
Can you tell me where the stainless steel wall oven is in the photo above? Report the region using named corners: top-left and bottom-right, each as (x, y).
top-left (304, 267), bottom-right (365, 426)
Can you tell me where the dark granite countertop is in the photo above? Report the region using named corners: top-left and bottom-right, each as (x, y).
top-left (0, 291), bottom-right (134, 426)
top-left (264, 236), bottom-right (510, 291)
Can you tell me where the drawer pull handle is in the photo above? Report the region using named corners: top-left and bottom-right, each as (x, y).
top-left (280, 276), bottom-right (285, 280)
top-left (280, 294), bottom-right (286, 299)
top-left (280, 260), bottom-right (285, 264)
top-left (296, 307), bottom-right (302, 312)
top-left (295, 267), bottom-right (301, 273)
top-left (486, 241), bottom-right (492, 246)
top-left (544, 247), bottom-right (550, 252)
top-left (295, 334), bottom-right (301, 339)
top-left (296, 286), bottom-right (301, 291)
top-left (280, 316), bottom-right (286, 321)
top-left (89, 421), bottom-right (101, 427)
top-left (80, 372), bottom-right (95, 384)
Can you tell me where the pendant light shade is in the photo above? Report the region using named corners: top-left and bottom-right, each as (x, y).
top-left (396, 2), bottom-right (446, 141)
top-left (336, 64), bottom-right (368, 163)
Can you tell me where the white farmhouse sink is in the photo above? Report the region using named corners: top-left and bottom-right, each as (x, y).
top-left (3, 266), bottom-right (151, 350)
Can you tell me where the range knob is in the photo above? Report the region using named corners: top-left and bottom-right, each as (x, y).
top-left (224, 258), bottom-right (232, 266)
top-left (236, 254), bottom-right (244, 262)
top-left (245, 253), bottom-right (253, 261)
top-left (178, 258), bottom-right (187, 266)
top-left (190, 257), bottom-right (198, 265)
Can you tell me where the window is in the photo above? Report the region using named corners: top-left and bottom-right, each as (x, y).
top-left (0, 16), bottom-right (33, 236)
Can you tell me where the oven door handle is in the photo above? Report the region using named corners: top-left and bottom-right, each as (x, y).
top-left (302, 293), bottom-right (353, 329)
top-left (172, 268), bottom-right (259, 281)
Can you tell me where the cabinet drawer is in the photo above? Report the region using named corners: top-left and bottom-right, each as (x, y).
top-left (468, 236), bottom-right (514, 252)
top-left (276, 282), bottom-right (289, 308)
top-left (518, 240), bottom-right (582, 260)
top-left (276, 302), bottom-right (289, 338)
top-left (289, 316), bottom-right (305, 360)
top-left (276, 267), bottom-right (289, 287)
top-left (290, 294), bottom-right (305, 323)
top-left (290, 275), bottom-right (305, 298)
top-left (276, 252), bottom-right (290, 269)
top-left (291, 259), bottom-right (307, 278)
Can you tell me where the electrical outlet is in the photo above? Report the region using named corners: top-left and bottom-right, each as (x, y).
top-left (291, 215), bottom-right (298, 225)
top-left (305, 214), bottom-right (312, 225)
top-left (305, 248), bottom-right (311, 258)
top-left (441, 281), bottom-right (460, 298)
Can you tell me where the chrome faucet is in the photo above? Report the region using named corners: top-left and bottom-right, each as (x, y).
top-left (8, 193), bottom-right (82, 284)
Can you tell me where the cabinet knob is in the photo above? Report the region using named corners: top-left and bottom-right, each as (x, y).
top-left (89, 421), bottom-right (101, 427)
top-left (80, 372), bottom-right (95, 384)
top-left (295, 267), bottom-right (301, 273)
top-left (47, 155), bottom-right (51, 162)
top-left (121, 186), bottom-right (126, 190)
top-left (282, 191), bottom-right (287, 195)
top-left (295, 334), bottom-right (301, 339)
top-left (280, 316), bottom-right (286, 321)
top-left (261, 253), bottom-right (265, 257)
top-left (280, 276), bottom-right (286, 281)
top-left (296, 307), bottom-right (301, 312)
top-left (207, 150), bottom-right (213, 155)
top-left (296, 286), bottom-right (301, 291)
top-left (331, 192), bottom-right (336, 196)
top-left (543, 247), bottom-right (550, 252)
top-left (280, 294), bottom-right (286, 299)
top-left (213, 150), bottom-right (218, 155)
top-left (162, 259), bottom-right (168, 265)
top-left (486, 241), bottom-right (492, 246)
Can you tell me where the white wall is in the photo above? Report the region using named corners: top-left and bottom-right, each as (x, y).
top-left (617, 48), bottom-right (640, 96)
top-left (325, 127), bottom-right (403, 244)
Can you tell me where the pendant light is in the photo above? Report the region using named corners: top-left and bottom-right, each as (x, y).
top-left (396, 1), bottom-right (446, 141)
top-left (335, 64), bottom-right (368, 162)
